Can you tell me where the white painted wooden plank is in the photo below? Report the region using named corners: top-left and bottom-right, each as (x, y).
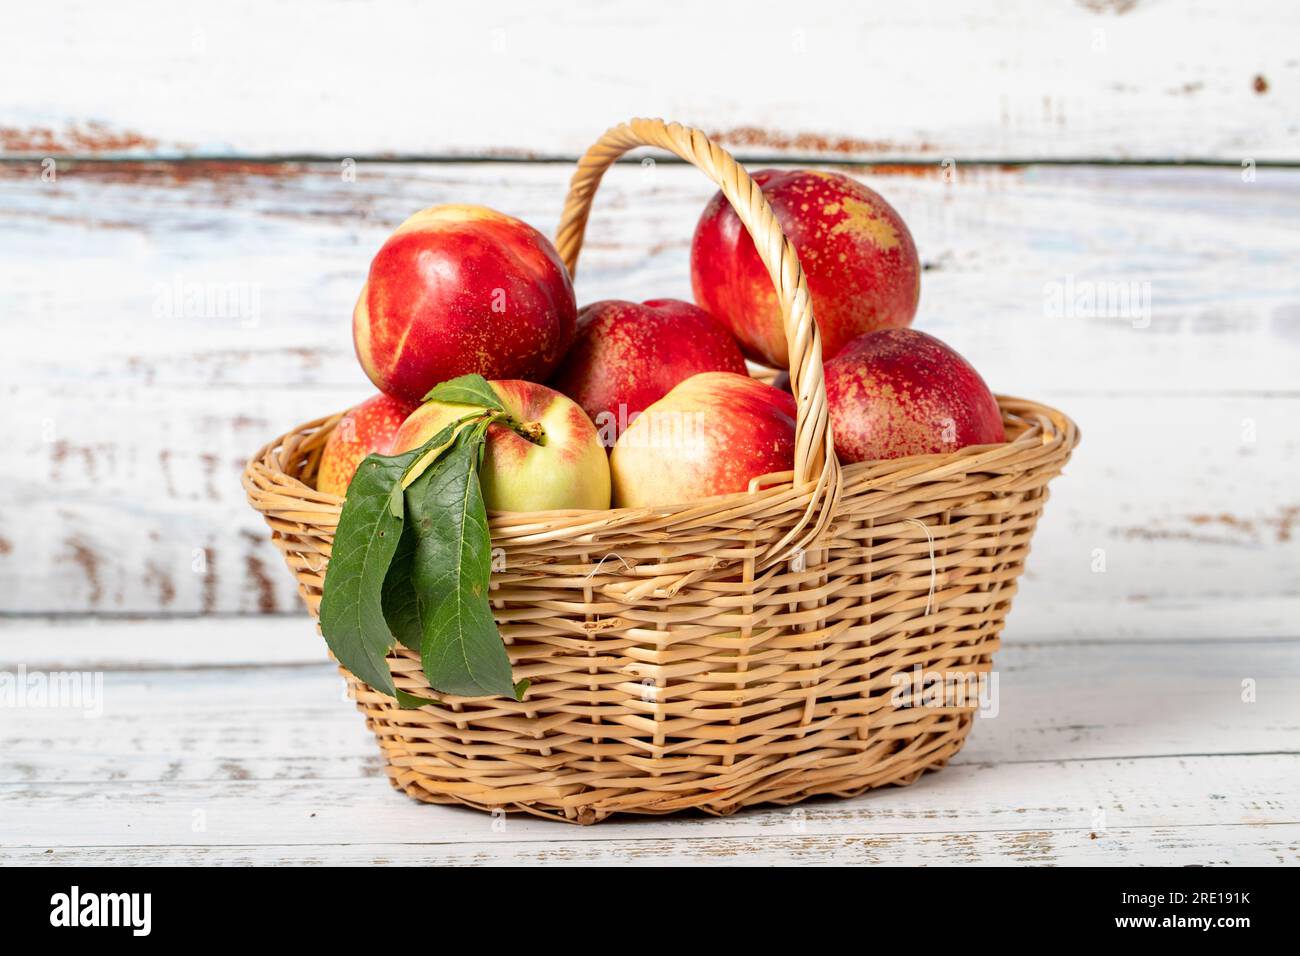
top-left (2, 621), bottom-right (1294, 784)
top-left (6, 824), bottom-right (1298, 866)
top-left (1, 1), bottom-right (1295, 161)
top-left (1, 755), bottom-right (1294, 865)
top-left (0, 617), bottom-right (328, 669)
top-left (2, 162), bottom-right (1296, 622)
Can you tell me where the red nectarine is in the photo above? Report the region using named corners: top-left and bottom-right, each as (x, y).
top-left (824, 329), bottom-right (1005, 463)
top-left (549, 298), bottom-right (747, 446)
top-left (354, 204), bottom-right (577, 402)
top-left (317, 392), bottom-right (418, 496)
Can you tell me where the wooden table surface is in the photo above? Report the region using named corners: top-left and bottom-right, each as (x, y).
top-left (2, 0), bottom-right (1297, 865)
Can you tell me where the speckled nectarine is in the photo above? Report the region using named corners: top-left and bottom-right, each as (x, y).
top-left (691, 169), bottom-right (920, 368)
top-left (824, 329), bottom-right (1005, 463)
top-left (549, 298), bottom-right (747, 446)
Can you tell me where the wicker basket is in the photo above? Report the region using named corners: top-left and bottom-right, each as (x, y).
top-left (243, 118), bottom-right (1078, 824)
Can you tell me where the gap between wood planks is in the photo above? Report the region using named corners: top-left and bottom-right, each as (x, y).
top-left (6, 819), bottom-right (1297, 849)
top-left (4, 827), bottom-right (1297, 866)
top-left (2, 752), bottom-right (1295, 787)
top-left (4, 155), bottom-right (1300, 168)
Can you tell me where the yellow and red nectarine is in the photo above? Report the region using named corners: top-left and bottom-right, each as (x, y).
top-left (610, 372), bottom-right (796, 508)
top-left (390, 380), bottom-right (610, 512)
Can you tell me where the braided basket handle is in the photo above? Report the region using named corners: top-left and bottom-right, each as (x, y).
top-left (555, 119), bottom-right (838, 527)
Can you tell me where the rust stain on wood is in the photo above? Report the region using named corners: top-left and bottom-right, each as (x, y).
top-left (199, 452), bottom-right (221, 502)
top-left (284, 346), bottom-right (327, 370)
top-left (1275, 506), bottom-right (1300, 542)
top-left (0, 537), bottom-right (11, 556)
top-left (708, 126), bottom-right (937, 156)
top-left (856, 163), bottom-right (953, 179)
top-left (0, 159), bottom-right (309, 185)
top-left (1187, 507), bottom-right (1300, 543)
top-left (940, 830), bottom-right (981, 863)
top-left (144, 559), bottom-right (177, 607)
top-left (49, 440), bottom-right (114, 483)
top-left (1116, 506), bottom-right (1300, 547)
top-left (61, 535), bottom-right (104, 605)
top-left (1000, 829), bottom-right (1058, 864)
top-left (0, 122), bottom-right (160, 155)
top-left (241, 530), bottom-right (279, 613)
top-left (1187, 512), bottom-right (1257, 535)
top-left (1254, 75), bottom-right (1270, 94)
top-left (845, 162), bottom-right (1023, 181)
top-left (201, 544), bottom-right (219, 614)
top-left (158, 450), bottom-right (178, 499)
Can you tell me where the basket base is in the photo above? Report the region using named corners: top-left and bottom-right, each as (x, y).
top-left (370, 710), bottom-right (973, 825)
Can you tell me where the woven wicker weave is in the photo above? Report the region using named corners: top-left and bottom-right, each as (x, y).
top-left (243, 119), bottom-right (1079, 824)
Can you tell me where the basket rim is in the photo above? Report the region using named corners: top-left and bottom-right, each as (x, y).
top-left (242, 393), bottom-right (1079, 552)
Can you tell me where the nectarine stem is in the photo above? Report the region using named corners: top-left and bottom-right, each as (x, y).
top-left (512, 420), bottom-right (545, 444)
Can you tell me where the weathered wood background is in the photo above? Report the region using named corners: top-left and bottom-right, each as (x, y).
top-left (1, 0), bottom-right (1296, 865)
top-left (2, 0), bottom-right (1295, 161)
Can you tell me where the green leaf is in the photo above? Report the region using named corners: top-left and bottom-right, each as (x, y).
top-left (422, 374), bottom-right (504, 411)
top-left (381, 415), bottom-right (487, 653)
top-left (395, 689), bottom-right (438, 709)
top-left (319, 416), bottom-right (473, 698)
top-left (319, 446), bottom-right (429, 697)
top-left (381, 522), bottom-right (422, 651)
top-left (406, 420), bottom-right (517, 699)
